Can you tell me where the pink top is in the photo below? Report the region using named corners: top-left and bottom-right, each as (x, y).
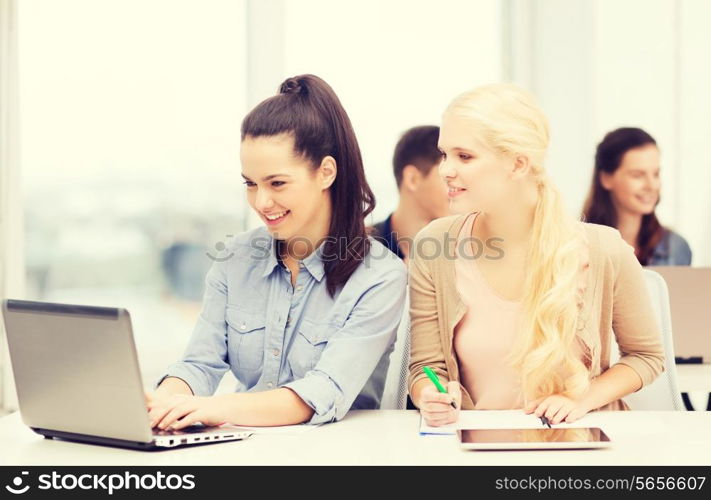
top-left (409, 213), bottom-right (662, 413)
top-left (453, 212), bottom-right (524, 409)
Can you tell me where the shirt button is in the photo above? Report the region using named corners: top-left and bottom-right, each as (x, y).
top-left (239, 323), bottom-right (247, 331)
top-left (267, 382), bottom-right (274, 388)
top-left (296, 285), bottom-right (303, 292)
top-left (272, 348), bottom-right (280, 356)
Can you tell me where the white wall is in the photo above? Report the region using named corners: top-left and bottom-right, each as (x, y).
top-left (508, 0), bottom-right (596, 219)
top-left (510, 0), bottom-right (709, 265)
top-left (282, 0), bottom-right (504, 223)
top-left (591, 0), bottom-right (679, 225)
top-left (678, 0), bottom-right (711, 266)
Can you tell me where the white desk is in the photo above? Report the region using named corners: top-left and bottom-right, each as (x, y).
top-left (1, 410), bottom-right (710, 466)
top-left (676, 364), bottom-right (711, 393)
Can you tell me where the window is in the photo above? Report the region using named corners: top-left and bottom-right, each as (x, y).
top-left (18, 0), bottom-right (247, 388)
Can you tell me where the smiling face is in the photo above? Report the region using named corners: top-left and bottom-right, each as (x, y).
top-left (240, 134), bottom-right (335, 243)
top-left (600, 144), bottom-right (661, 216)
top-left (437, 112), bottom-right (517, 215)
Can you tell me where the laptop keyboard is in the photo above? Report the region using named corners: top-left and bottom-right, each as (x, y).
top-left (152, 424), bottom-right (210, 436)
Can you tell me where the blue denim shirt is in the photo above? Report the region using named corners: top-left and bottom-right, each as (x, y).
top-left (648, 229), bottom-right (692, 266)
top-left (157, 226), bottom-right (408, 424)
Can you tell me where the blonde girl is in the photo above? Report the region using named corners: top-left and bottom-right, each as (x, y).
top-left (408, 84), bottom-right (664, 427)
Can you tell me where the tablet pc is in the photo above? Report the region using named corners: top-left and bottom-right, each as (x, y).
top-left (458, 427), bottom-right (611, 450)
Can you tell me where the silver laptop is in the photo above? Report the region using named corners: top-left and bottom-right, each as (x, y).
top-left (1, 299), bottom-right (252, 450)
top-left (646, 266), bottom-right (711, 363)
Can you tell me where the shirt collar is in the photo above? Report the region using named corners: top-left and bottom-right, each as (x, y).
top-left (301, 242), bottom-right (326, 282)
top-left (260, 235), bottom-right (326, 282)
top-left (261, 236), bottom-right (281, 278)
top-left (381, 214), bottom-right (405, 259)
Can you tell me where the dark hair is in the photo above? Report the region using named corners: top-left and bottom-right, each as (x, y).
top-left (582, 127), bottom-right (664, 265)
top-left (392, 125), bottom-right (441, 188)
top-left (240, 74), bottom-right (375, 297)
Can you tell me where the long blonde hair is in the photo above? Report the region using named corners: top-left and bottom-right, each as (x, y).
top-left (446, 83), bottom-right (591, 403)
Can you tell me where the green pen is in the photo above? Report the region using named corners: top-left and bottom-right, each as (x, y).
top-left (422, 366), bottom-right (457, 409)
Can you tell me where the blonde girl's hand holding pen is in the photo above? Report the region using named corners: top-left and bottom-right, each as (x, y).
top-left (416, 367), bottom-right (462, 427)
top-left (524, 394), bottom-right (592, 425)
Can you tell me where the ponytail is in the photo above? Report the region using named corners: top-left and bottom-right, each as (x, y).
top-left (512, 178), bottom-right (590, 403)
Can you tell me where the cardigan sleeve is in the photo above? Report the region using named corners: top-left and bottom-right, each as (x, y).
top-left (407, 227), bottom-right (450, 397)
top-left (611, 234), bottom-right (666, 388)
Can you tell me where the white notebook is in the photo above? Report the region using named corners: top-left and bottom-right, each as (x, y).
top-left (419, 410), bottom-right (579, 435)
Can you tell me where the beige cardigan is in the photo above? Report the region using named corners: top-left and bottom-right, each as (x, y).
top-left (407, 214), bottom-right (665, 411)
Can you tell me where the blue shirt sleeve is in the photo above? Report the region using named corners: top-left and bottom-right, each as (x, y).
top-left (155, 260), bottom-right (231, 396)
top-left (669, 231), bottom-right (692, 265)
top-left (282, 266), bottom-right (408, 424)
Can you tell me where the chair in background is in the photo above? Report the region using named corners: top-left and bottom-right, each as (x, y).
top-left (610, 269), bottom-right (684, 411)
top-left (381, 294), bottom-right (410, 410)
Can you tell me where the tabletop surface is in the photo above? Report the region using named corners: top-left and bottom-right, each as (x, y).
top-left (2, 410), bottom-right (710, 466)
